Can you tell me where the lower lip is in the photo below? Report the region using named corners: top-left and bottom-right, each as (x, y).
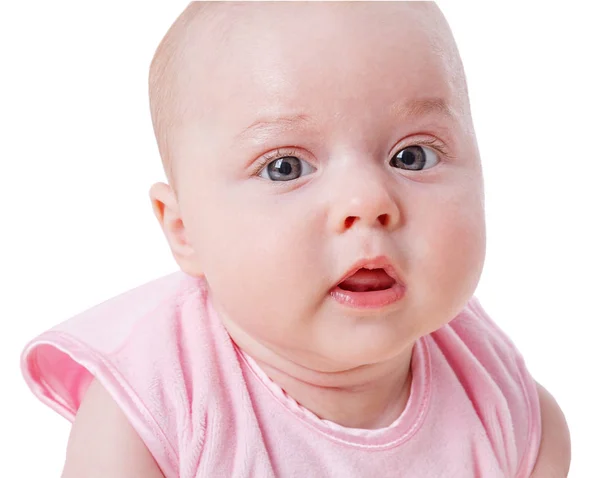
top-left (329, 283), bottom-right (406, 309)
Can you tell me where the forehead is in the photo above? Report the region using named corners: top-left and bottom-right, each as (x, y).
top-left (179, 1), bottom-right (462, 153)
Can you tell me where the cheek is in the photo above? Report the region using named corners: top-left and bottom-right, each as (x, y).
top-left (431, 206), bottom-right (486, 286)
top-left (410, 182), bottom-right (486, 321)
top-left (192, 193), bottom-right (321, 331)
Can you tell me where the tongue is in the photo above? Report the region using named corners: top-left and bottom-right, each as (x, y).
top-left (338, 268), bottom-right (395, 292)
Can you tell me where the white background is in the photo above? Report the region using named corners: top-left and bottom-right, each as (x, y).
top-left (1, 1), bottom-right (598, 476)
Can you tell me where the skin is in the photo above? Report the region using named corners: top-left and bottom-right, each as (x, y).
top-left (63, 2), bottom-right (570, 476)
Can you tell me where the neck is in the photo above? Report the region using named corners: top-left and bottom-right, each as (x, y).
top-left (221, 314), bottom-right (415, 430)
top-left (255, 354), bottom-right (414, 429)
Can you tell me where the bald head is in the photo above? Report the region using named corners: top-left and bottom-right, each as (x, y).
top-left (148, 1), bottom-right (470, 197)
top-left (148, 1), bottom-right (225, 195)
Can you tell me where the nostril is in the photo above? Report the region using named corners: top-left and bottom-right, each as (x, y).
top-left (378, 214), bottom-right (389, 227)
top-left (344, 215), bottom-right (391, 229)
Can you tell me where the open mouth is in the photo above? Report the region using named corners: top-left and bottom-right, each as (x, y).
top-left (330, 262), bottom-right (405, 309)
top-left (337, 268), bottom-right (396, 292)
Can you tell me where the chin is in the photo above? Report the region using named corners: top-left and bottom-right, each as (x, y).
top-left (317, 335), bottom-right (409, 371)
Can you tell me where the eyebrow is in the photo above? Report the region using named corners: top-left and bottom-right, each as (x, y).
top-left (391, 97), bottom-right (455, 122)
top-left (234, 97), bottom-right (456, 143)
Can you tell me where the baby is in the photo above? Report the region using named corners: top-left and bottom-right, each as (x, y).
top-left (21, 1), bottom-right (570, 477)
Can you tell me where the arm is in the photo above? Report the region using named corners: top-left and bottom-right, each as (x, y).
top-left (61, 378), bottom-right (166, 478)
top-left (529, 382), bottom-right (571, 478)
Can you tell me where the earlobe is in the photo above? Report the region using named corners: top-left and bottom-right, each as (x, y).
top-left (148, 182), bottom-right (203, 277)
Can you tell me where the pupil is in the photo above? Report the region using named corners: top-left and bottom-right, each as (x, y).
top-left (402, 151), bottom-right (415, 165)
top-left (279, 161), bottom-right (293, 175)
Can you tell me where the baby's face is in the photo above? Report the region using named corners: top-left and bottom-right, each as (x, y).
top-left (160, 2), bottom-right (485, 372)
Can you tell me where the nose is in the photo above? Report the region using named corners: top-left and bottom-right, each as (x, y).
top-left (328, 165), bottom-right (401, 233)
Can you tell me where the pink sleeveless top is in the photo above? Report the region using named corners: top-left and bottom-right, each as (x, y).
top-left (21, 271), bottom-right (541, 477)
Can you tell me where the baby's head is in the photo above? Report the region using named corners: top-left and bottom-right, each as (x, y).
top-left (148, 1), bottom-right (486, 374)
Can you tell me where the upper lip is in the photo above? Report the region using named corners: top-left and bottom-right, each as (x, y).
top-left (333, 255), bottom-right (402, 288)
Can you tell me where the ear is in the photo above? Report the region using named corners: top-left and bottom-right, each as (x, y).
top-left (148, 182), bottom-right (203, 277)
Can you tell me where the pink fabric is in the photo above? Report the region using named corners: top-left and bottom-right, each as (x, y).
top-left (21, 271), bottom-right (541, 477)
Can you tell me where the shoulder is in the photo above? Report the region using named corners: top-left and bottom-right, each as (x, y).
top-left (430, 297), bottom-right (544, 475)
top-left (62, 379), bottom-right (166, 478)
top-left (22, 271), bottom-right (212, 477)
top-left (530, 382), bottom-right (571, 477)
top-left (433, 296), bottom-right (533, 381)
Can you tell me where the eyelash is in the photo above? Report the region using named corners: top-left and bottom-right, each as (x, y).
top-left (252, 137), bottom-right (452, 176)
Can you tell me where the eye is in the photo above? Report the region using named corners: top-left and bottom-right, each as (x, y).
top-left (390, 144), bottom-right (440, 171)
top-left (258, 154), bottom-right (316, 181)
